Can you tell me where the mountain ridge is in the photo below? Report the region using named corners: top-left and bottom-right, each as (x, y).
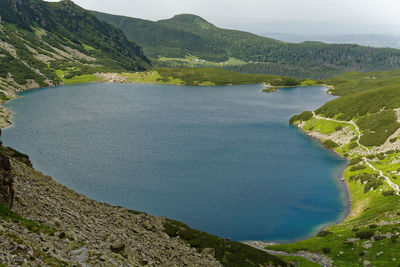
top-left (93, 11), bottom-right (400, 78)
top-left (0, 0), bottom-right (150, 94)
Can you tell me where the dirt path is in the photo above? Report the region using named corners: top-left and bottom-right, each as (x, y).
top-left (312, 112), bottom-right (400, 195)
top-left (364, 158), bottom-right (400, 194)
top-left (244, 241), bottom-right (331, 266)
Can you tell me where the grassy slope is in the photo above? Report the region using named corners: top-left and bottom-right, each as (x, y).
top-left (272, 70), bottom-right (400, 266)
top-left (56, 67), bottom-right (311, 88)
top-left (55, 70), bottom-right (101, 85)
top-left (0, 0), bottom-right (149, 93)
top-left (152, 68), bottom-right (306, 86)
top-left (93, 11), bottom-right (400, 78)
top-left (317, 71), bottom-right (400, 146)
top-left (324, 69), bottom-right (400, 96)
top-left (163, 219), bottom-right (288, 267)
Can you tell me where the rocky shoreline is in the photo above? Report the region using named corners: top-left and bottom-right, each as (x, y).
top-left (244, 241), bottom-right (333, 267)
top-left (1, 145), bottom-right (222, 266)
top-left (294, 123), bottom-right (352, 226)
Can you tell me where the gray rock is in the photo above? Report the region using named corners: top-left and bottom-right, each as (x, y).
top-left (202, 247), bottom-right (216, 257)
top-left (71, 247), bottom-right (89, 263)
top-left (110, 243), bottom-right (125, 254)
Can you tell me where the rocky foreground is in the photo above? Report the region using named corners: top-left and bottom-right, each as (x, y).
top-left (0, 142), bottom-right (289, 266)
top-left (0, 147), bottom-right (221, 266)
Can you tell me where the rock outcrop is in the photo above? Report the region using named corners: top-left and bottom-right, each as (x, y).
top-left (0, 150), bottom-right (13, 208)
top-left (0, 130), bottom-right (14, 209)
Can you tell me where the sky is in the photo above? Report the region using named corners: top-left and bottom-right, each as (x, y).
top-left (47, 0), bottom-right (400, 35)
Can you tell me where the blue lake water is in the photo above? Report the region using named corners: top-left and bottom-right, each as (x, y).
top-left (3, 83), bottom-right (347, 242)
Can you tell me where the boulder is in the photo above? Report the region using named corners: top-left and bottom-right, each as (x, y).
top-left (110, 243), bottom-right (125, 254)
top-left (202, 248), bottom-right (215, 257)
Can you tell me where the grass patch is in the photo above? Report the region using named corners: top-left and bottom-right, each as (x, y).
top-left (156, 56), bottom-right (247, 68)
top-left (155, 68), bottom-right (305, 87)
top-left (81, 43), bottom-right (95, 51)
top-left (121, 71), bottom-right (175, 84)
top-left (289, 111), bottom-right (313, 124)
top-left (355, 230), bottom-right (374, 239)
top-left (56, 70), bottom-right (101, 85)
top-left (301, 117), bottom-right (351, 134)
top-left (278, 255), bottom-right (321, 267)
top-left (163, 219), bottom-right (288, 266)
top-left (0, 203), bottom-right (55, 234)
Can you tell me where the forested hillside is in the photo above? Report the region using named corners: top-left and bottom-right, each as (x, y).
top-left (0, 0), bottom-right (150, 93)
top-left (93, 12), bottom-right (400, 78)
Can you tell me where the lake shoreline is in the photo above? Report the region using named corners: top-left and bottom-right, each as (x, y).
top-left (243, 130), bottom-right (351, 245)
top-left (1, 82), bottom-right (347, 251)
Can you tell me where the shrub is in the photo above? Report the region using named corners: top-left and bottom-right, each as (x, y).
top-left (335, 125), bottom-right (343, 131)
top-left (377, 153), bottom-right (385, 160)
top-left (348, 142), bottom-right (358, 149)
top-left (358, 110), bottom-right (400, 147)
top-left (58, 232), bottom-right (66, 239)
top-left (350, 157), bottom-right (362, 165)
top-left (355, 230), bottom-right (374, 239)
top-left (289, 111), bottom-right (313, 124)
top-left (382, 190), bottom-right (395, 196)
top-left (317, 230), bottom-right (333, 237)
top-left (323, 139), bottom-right (339, 149)
top-left (350, 165), bottom-right (366, 172)
top-left (322, 247), bottom-right (331, 254)
top-left (337, 113), bottom-right (350, 121)
top-left (369, 224), bottom-right (378, 229)
top-left (364, 180), bottom-right (383, 193)
top-left (163, 219), bottom-right (287, 266)
top-left (390, 137), bottom-right (398, 143)
top-left (374, 235), bottom-right (385, 241)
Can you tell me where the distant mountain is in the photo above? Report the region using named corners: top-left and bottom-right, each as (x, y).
top-left (263, 33), bottom-right (400, 49)
top-left (92, 12), bottom-right (275, 62)
top-left (93, 12), bottom-right (400, 78)
top-left (0, 0), bottom-right (150, 92)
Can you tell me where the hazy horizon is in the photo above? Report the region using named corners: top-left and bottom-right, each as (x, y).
top-left (46, 0), bottom-right (400, 36)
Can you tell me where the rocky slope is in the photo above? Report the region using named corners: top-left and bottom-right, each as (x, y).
top-left (0, 140), bottom-right (288, 266)
top-left (0, 0), bottom-right (150, 96)
top-left (0, 147), bottom-right (221, 266)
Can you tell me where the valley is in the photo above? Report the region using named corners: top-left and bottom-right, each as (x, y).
top-left (1, 0), bottom-right (400, 266)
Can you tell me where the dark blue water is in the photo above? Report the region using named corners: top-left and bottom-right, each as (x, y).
top-left (3, 83), bottom-right (347, 242)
